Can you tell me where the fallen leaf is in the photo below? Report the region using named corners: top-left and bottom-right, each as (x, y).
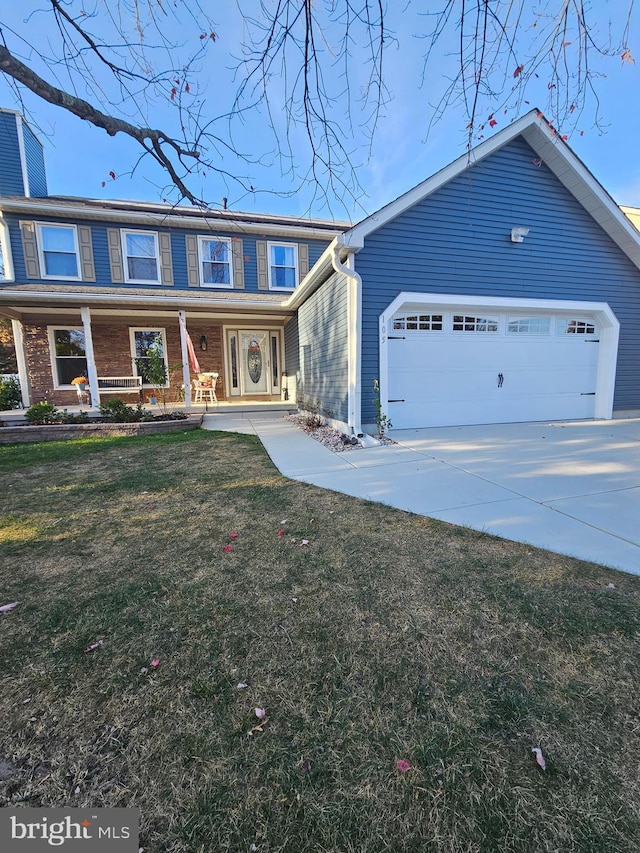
top-left (229, 532), bottom-right (239, 538)
top-left (254, 707), bottom-right (266, 719)
top-left (85, 639), bottom-right (105, 652)
top-left (139, 667), bottom-right (148, 675)
top-left (292, 597), bottom-right (298, 603)
top-left (300, 540), bottom-right (310, 547)
top-left (607, 583), bottom-right (617, 589)
top-left (585, 583), bottom-right (597, 591)
top-left (0, 602), bottom-right (19, 613)
top-left (532, 747), bottom-right (546, 770)
top-left (236, 681), bottom-right (249, 690)
top-left (396, 759), bottom-right (412, 773)
top-left (280, 519), bottom-right (288, 525)
top-left (222, 545), bottom-right (233, 552)
top-left (301, 758), bottom-right (313, 773)
top-left (150, 658), bottom-right (160, 668)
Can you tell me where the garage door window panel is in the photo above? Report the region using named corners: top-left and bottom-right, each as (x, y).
top-left (452, 315), bottom-right (498, 332)
top-left (558, 319), bottom-right (596, 335)
top-left (507, 317), bottom-right (551, 335)
top-left (393, 314), bottom-right (443, 331)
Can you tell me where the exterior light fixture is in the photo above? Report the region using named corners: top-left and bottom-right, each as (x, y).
top-left (200, 335), bottom-right (208, 351)
top-left (510, 227), bottom-right (530, 243)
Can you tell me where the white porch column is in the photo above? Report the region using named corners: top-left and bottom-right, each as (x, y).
top-left (178, 311), bottom-right (192, 409)
top-left (80, 306), bottom-right (100, 408)
top-left (11, 319), bottom-right (30, 407)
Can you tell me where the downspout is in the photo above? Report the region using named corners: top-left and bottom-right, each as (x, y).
top-left (331, 242), bottom-right (362, 436)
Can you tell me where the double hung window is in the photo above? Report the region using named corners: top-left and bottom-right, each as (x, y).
top-left (198, 237), bottom-right (232, 287)
top-left (36, 224), bottom-right (80, 279)
top-left (130, 329), bottom-right (168, 386)
top-left (268, 243), bottom-right (298, 290)
top-left (49, 328), bottom-right (87, 386)
top-left (122, 230), bottom-right (160, 283)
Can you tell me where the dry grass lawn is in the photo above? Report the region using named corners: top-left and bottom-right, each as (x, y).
top-left (0, 428), bottom-right (639, 852)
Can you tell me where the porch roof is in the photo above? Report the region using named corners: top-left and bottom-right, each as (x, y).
top-left (0, 283), bottom-right (294, 321)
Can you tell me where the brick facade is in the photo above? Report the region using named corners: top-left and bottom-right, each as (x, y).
top-left (24, 320), bottom-right (225, 406)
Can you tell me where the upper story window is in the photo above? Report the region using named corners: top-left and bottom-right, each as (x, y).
top-left (198, 236), bottom-right (233, 287)
top-left (121, 230), bottom-right (160, 284)
top-left (36, 223), bottom-right (80, 280)
top-left (268, 242), bottom-right (298, 290)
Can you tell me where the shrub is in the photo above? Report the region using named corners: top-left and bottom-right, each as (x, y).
top-left (0, 376), bottom-right (21, 411)
top-left (25, 401), bottom-right (62, 425)
top-left (99, 399), bottom-right (139, 422)
top-left (60, 410), bottom-right (91, 424)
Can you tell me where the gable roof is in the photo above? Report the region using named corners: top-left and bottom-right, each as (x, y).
top-left (340, 109), bottom-right (640, 272)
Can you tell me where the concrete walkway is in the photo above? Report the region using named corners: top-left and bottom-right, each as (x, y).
top-left (202, 412), bottom-right (640, 575)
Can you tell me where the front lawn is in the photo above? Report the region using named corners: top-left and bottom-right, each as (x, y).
top-left (1, 430), bottom-right (639, 852)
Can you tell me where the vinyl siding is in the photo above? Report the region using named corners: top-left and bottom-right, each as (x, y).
top-left (355, 136), bottom-right (640, 422)
top-left (1, 211), bottom-right (330, 294)
top-left (22, 123), bottom-right (48, 197)
top-left (284, 316), bottom-right (300, 377)
top-left (296, 271), bottom-right (349, 423)
top-left (0, 113), bottom-right (26, 196)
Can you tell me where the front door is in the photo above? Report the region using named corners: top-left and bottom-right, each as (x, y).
top-left (239, 330), bottom-right (270, 395)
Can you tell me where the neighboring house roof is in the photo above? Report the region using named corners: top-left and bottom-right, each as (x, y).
top-left (621, 206), bottom-right (640, 233)
top-left (338, 109), bottom-right (640, 274)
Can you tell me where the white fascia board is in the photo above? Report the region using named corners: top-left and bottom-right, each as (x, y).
top-left (0, 289), bottom-right (292, 312)
top-left (341, 110), bottom-right (640, 273)
top-left (0, 198), bottom-right (343, 241)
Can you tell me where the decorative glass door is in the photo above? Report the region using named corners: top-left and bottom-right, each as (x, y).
top-left (240, 330), bottom-right (270, 394)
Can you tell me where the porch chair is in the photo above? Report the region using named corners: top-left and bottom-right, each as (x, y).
top-left (193, 372), bottom-right (218, 404)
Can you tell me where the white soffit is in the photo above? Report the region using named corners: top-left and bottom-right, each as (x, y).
top-left (342, 110), bottom-right (640, 273)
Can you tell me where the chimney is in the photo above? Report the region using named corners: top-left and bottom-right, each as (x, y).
top-left (0, 109), bottom-right (48, 198)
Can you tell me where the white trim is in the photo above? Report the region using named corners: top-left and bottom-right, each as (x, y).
top-left (178, 312), bottom-right (192, 408)
top-left (129, 327), bottom-right (169, 387)
top-left (267, 241), bottom-right (299, 291)
top-left (47, 324), bottom-right (87, 389)
top-left (35, 222), bottom-right (81, 281)
top-left (330, 244), bottom-right (362, 435)
top-left (379, 292), bottom-right (620, 424)
top-left (197, 235), bottom-right (233, 288)
top-left (80, 306), bottom-right (100, 408)
top-left (121, 229), bottom-right (161, 285)
top-left (0, 215), bottom-right (14, 282)
top-left (11, 319), bottom-right (30, 407)
top-left (15, 114), bottom-right (30, 198)
top-left (340, 110), bottom-right (640, 273)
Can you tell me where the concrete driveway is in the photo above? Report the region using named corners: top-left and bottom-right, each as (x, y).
top-left (204, 413), bottom-right (640, 575)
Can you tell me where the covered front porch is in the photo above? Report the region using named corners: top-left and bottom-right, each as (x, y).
top-left (5, 291), bottom-right (297, 412)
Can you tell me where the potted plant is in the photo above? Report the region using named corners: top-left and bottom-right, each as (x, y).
top-left (71, 375), bottom-right (88, 393)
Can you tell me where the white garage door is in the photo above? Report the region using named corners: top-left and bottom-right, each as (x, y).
top-left (387, 310), bottom-right (600, 428)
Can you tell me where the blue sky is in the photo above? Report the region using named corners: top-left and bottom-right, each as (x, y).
top-left (1, 2), bottom-right (639, 221)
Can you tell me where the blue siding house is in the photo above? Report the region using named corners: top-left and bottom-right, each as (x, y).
top-left (1, 107), bottom-right (640, 433)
